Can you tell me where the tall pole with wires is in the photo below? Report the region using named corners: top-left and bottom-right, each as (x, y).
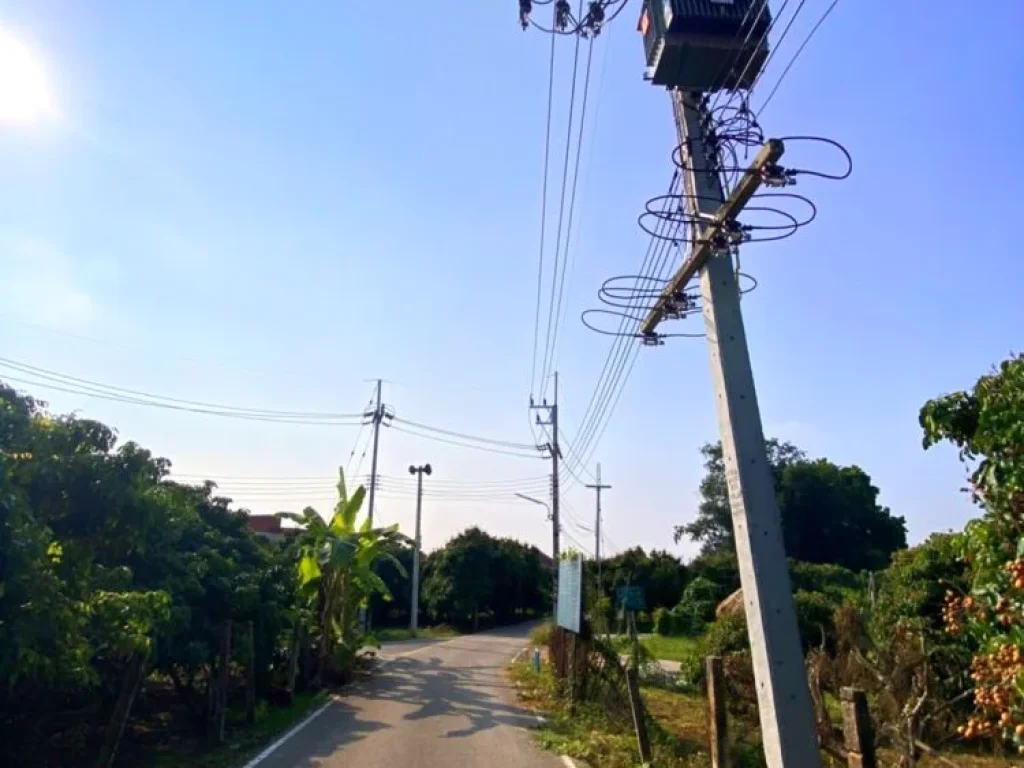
top-left (362, 379), bottom-right (392, 632)
top-left (531, 371), bottom-right (561, 615)
top-left (408, 463), bottom-right (432, 634)
top-left (585, 462), bottom-right (610, 588)
top-left (366, 380), bottom-right (385, 527)
top-left (669, 90), bottom-right (820, 767)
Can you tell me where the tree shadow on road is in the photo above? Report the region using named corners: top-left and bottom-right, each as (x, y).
top-left (362, 655), bottom-right (539, 740)
top-left (264, 697), bottom-right (391, 768)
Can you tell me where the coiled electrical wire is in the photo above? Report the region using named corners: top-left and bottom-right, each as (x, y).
top-left (637, 193), bottom-right (807, 245)
top-left (580, 309), bottom-right (705, 341)
top-left (776, 136), bottom-right (853, 180)
top-left (597, 273), bottom-right (758, 314)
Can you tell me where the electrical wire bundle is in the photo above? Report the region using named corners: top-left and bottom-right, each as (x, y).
top-left (0, 356), bottom-right (365, 425)
top-left (389, 416), bottom-right (543, 460)
top-left (517, 0), bottom-right (630, 36)
top-left (560, 0), bottom-right (851, 479)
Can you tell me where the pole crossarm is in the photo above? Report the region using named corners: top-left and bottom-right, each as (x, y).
top-left (640, 138), bottom-right (785, 338)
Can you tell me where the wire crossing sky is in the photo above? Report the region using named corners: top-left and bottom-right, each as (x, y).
top-left (1, 1), bottom-right (1022, 555)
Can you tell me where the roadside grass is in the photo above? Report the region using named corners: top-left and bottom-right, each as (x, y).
top-left (509, 658), bottom-right (707, 768)
top-left (142, 690), bottom-right (330, 768)
top-left (374, 624), bottom-right (459, 643)
top-left (510, 656), bottom-right (1019, 768)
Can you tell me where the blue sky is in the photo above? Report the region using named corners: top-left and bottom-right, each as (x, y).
top-left (1, 1), bottom-right (1021, 559)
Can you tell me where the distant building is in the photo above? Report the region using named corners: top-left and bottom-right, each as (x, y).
top-left (245, 514), bottom-right (294, 543)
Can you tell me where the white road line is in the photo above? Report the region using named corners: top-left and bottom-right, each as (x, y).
top-left (242, 633), bottom-right (500, 766)
top-left (239, 695), bottom-right (338, 768)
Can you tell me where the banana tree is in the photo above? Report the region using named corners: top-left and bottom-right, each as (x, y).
top-left (277, 468), bottom-right (406, 679)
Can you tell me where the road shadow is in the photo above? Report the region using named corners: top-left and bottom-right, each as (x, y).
top-left (359, 654), bottom-right (538, 740)
top-left (258, 697), bottom-right (391, 768)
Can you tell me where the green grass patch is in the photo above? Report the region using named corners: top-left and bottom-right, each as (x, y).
top-left (609, 633), bottom-right (704, 663)
top-left (374, 624), bottom-right (459, 643)
top-left (636, 634), bottom-right (703, 663)
top-left (142, 690), bottom-right (330, 768)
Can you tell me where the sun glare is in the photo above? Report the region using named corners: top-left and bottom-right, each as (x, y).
top-left (0, 24), bottom-right (57, 125)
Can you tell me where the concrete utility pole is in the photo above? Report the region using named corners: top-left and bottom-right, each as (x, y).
top-left (361, 380), bottom-right (392, 632)
top-left (656, 90), bottom-right (821, 767)
top-left (364, 379), bottom-right (394, 528)
top-left (585, 463), bottom-right (611, 586)
top-left (408, 463), bottom-right (432, 634)
top-left (530, 371), bottom-right (561, 615)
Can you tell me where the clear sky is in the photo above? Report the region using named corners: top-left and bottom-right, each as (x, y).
top-left (1, 1), bottom-right (1021, 560)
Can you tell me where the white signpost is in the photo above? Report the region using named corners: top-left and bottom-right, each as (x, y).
top-left (556, 555), bottom-right (583, 634)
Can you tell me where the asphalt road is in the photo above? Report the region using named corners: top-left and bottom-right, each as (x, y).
top-left (249, 625), bottom-right (567, 768)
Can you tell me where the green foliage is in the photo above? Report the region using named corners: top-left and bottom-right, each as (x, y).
top-left (0, 382), bottom-right (299, 765)
top-left (920, 353), bottom-right (1024, 745)
top-left (687, 551), bottom-right (740, 596)
top-left (674, 439), bottom-right (804, 552)
top-left (677, 576), bottom-right (721, 633)
top-left (654, 607), bottom-right (675, 636)
top-left (703, 613), bottom-right (749, 656)
top-left (422, 527), bottom-right (549, 630)
top-left (676, 439), bottom-right (907, 571)
top-left (280, 468), bottom-right (407, 680)
top-left (793, 590), bottom-right (837, 649)
top-left (870, 533), bottom-right (968, 638)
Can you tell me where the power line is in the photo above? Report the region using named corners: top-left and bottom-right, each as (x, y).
top-left (531, 23), bottom-right (558, 397)
top-left (541, 33), bottom-right (596, 394)
top-left (0, 358), bottom-right (361, 419)
top-left (0, 357), bottom-right (363, 423)
top-left (756, 0), bottom-right (843, 117)
top-left (390, 416), bottom-right (537, 450)
top-left (389, 423), bottom-right (543, 459)
top-left (562, 179), bottom-right (684, 479)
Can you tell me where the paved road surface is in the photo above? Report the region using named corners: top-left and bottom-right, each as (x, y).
top-left (251, 625), bottom-right (566, 768)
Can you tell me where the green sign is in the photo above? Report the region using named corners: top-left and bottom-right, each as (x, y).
top-left (616, 585), bottom-right (646, 612)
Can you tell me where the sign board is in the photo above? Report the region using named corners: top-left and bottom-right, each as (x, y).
top-left (556, 556), bottom-right (583, 634)
top-left (617, 585), bottom-right (646, 612)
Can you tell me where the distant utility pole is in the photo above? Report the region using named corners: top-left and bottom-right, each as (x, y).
top-left (585, 463), bottom-right (611, 587)
top-left (530, 371), bottom-right (560, 615)
top-left (408, 463), bottom-right (432, 634)
top-left (364, 379), bottom-right (394, 527)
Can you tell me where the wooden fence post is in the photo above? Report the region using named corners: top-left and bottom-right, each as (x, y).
top-left (216, 619), bottom-right (232, 743)
top-left (625, 666), bottom-right (652, 765)
top-left (94, 651), bottom-right (147, 768)
top-left (706, 656), bottom-right (728, 768)
top-left (287, 625), bottom-right (302, 695)
top-left (841, 687), bottom-right (877, 768)
top-left (246, 621), bottom-right (256, 725)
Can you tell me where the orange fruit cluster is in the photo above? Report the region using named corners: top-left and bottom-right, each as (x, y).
top-left (962, 644), bottom-right (1024, 744)
top-left (1007, 558), bottom-right (1024, 591)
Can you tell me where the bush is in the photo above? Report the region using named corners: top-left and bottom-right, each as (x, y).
top-left (634, 611), bottom-right (653, 634)
top-left (793, 589), bottom-right (837, 649)
top-left (653, 607), bottom-right (675, 636)
top-left (668, 576), bottom-right (720, 635)
top-left (688, 552), bottom-right (740, 597)
top-left (789, 560), bottom-right (862, 599)
top-left (530, 622), bottom-right (553, 648)
top-left (704, 612), bottom-right (749, 656)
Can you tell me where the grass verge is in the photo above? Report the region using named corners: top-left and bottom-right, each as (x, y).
top-left (142, 690), bottom-right (330, 768)
top-left (509, 656), bottom-right (1018, 768)
top-left (509, 657), bottom-right (709, 767)
top-left (374, 624), bottom-right (459, 643)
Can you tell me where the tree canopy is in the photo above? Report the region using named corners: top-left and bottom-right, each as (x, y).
top-left (675, 439), bottom-right (907, 571)
top-left (421, 527), bottom-right (549, 630)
